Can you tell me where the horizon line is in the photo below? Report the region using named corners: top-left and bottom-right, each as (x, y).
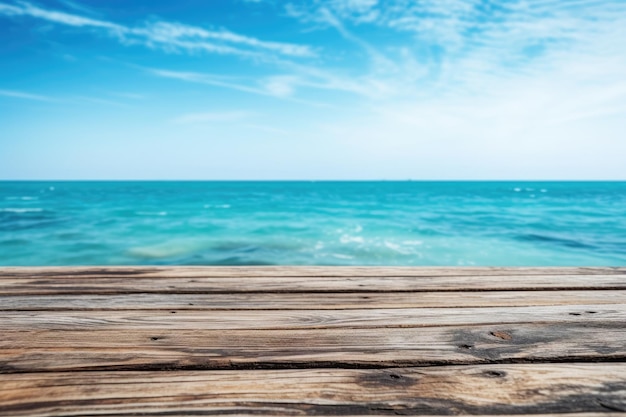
top-left (2, 179), bottom-right (626, 182)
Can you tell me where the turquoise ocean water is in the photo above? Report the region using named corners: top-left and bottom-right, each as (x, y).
top-left (0, 181), bottom-right (625, 266)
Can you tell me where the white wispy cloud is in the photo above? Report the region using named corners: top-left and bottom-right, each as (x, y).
top-left (262, 75), bottom-right (299, 98)
top-left (315, 7), bottom-right (395, 75)
top-left (131, 21), bottom-right (314, 57)
top-left (0, 3), bottom-right (20, 14)
top-left (0, 1), bottom-right (314, 58)
top-left (148, 67), bottom-right (340, 109)
top-left (284, 0), bottom-right (626, 99)
top-left (55, 0), bottom-right (102, 17)
top-left (0, 88), bottom-right (140, 107)
top-left (3, 0), bottom-right (626, 129)
top-left (286, 0), bottom-right (379, 25)
top-left (10, 1), bottom-right (123, 29)
top-left (268, 0), bottom-right (626, 179)
top-left (0, 89), bottom-right (55, 101)
top-left (149, 68), bottom-right (270, 97)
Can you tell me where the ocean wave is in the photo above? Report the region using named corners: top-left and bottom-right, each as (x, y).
top-left (5, 196), bottom-right (38, 201)
top-left (0, 208), bottom-right (64, 231)
top-left (384, 240), bottom-right (413, 255)
top-left (512, 187), bottom-right (548, 193)
top-left (0, 208), bottom-right (44, 213)
top-left (127, 242), bottom-right (199, 259)
top-left (516, 233), bottom-right (595, 249)
top-left (136, 211), bottom-right (167, 216)
top-left (1, 181), bottom-right (625, 266)
top-left (210, 256), bottom-right (275, 266)
top-left (340, 234), bottom-right (364, 244)
top-left (0, 238), bottom-right (30, 246)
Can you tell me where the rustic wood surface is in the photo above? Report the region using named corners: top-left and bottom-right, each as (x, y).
top-left (0, 266), bottom-right (625, 416)
top-left (2, 290), bottom-right (625, 310)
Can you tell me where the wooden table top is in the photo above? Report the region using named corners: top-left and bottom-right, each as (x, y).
top-left (1, 266), bottom-right (625, 416)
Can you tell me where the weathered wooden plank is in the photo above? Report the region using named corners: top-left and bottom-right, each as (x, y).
top-left (1, 364), bottom-right (625, 416)
top-left (2, 290), bottom-right (625, 310)
top-left (2, 275), bottom-right (626, 295)
top-left (1, 267), bottom-right (624, 416)
top-left (1, 304), bottom-right (623, 331)
top-left (1, 323), bottom-right (624, 372)
top-left (2, 266), bottom-right (624, 278)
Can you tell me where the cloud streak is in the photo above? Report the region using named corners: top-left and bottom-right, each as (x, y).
top-left (2, 0), bottom-right (625, 179)
top-left (7, 1), bottom-right (122, 29)
top-left (147, 67), bottom-right (342, 110)
top-left (0, 1), bottom-right (314, 58)
top-left (0, 89), bottom-right (55, 101)
top-left (283, 0), bottom-right (626, 99)
top-left (149, 68), bottom-right (271, 97)
top-left (3, 1), bottom-right (626, 127)
top-left (8, 0), bottom-right (622, 106)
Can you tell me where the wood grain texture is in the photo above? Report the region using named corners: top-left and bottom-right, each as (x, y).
top-left (1, 304), bottom-right (624, 331)
top-left (1, 266), bottom-right (625, 416)
top-left (2, 323), bottom-right (625, 372)
top-left (1, 364), bottom-right (625, 416)
top-left (2, 274), bottom-right (626, 295)
top-left (2, 290), bottom-right (625, 310)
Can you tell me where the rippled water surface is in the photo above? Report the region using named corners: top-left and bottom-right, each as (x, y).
top-left (1, 181), bottom-right (625, 266)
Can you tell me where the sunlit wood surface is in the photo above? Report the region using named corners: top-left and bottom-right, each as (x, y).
top-left (1, 267), bottom-right (625, 416)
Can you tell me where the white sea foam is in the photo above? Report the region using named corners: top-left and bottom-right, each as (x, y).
top-left (333, 254), bottom-right (353, 259)
top-left (204, 204), bottom-right (231, 209)
top-left (128, 240), bottom-right (205, 259)
top-left (402, 240), bottom-right (424, 246)
top-left (0, 208), bottom-right (43, 213)
top-left (514, 188), bottom-right (521, 192)
top-left (6, 196), bottom-right (38, 201)
top-left (540, 189), bottom-right (547, 193)
top-left (340, 234), bottom-right (364, 244)
top-left (137, 211), bottom-right (167, 216)
top-left (128, 246), bottom-right (182, 259)
top-left (384, 241), bottom-right (412, 254)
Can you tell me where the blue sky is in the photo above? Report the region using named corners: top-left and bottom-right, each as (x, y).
top-left (1, 0), bottom-right (625, 179)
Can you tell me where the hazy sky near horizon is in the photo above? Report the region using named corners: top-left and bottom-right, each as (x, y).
top-left (1, 0), bottom-right (625, 179)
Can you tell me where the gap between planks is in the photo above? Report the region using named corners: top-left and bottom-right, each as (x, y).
top-left (2, 276), bottom-right (626, 296)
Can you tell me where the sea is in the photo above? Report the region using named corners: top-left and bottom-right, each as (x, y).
top-left (0, 181), bottom-right (625, 266)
